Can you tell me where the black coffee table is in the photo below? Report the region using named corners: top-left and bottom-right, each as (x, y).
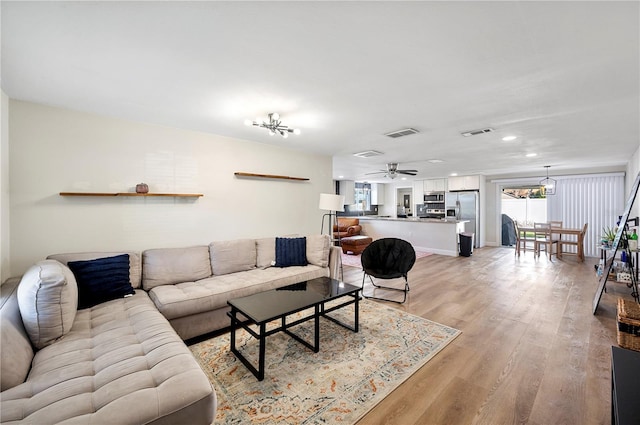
top-left (227, 276), bottom-right (360, 380)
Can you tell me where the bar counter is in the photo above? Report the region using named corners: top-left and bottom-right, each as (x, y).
top-left (344, 216), bottom-right (468, 256)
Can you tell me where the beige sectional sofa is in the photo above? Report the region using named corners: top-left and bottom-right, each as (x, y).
top-left (0, 234), bottom-right (340, 424)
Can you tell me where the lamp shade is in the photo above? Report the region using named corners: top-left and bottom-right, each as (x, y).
top-left (319, 193), bottom-right (345, 212)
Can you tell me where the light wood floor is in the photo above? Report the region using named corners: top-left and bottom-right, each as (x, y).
top-left (345, 246), bottom-right (630, 425)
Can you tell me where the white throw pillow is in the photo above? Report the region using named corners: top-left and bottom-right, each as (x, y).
top-left (210, 239), bottom-right (257, 275)
top-left (306, 234), bottom-right (331, 267)
top-left (17, 260), bottom-right (78, 349)
top-left (256, 237), bottom-right (276, 268)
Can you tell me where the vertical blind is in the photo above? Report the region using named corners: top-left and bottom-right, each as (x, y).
top-left (547, 174), bottom-right (625, 258)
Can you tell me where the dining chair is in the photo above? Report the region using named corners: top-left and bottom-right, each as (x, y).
top-left (513, 221), bottom-right (522, 256)
top-left (534, 222), bottom-right (557, 259)
top-left (516, 222), bottom-right (537, 254)
top-left (549, 220), bottom-right (563, 252)
top-left (557, 223), bottom-right (588, 262)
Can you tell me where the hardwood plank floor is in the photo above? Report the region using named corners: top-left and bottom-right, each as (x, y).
top-left (346, 246), bottom-right (628, 425)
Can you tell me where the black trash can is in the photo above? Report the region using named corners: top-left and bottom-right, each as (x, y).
top-left (460, 232), bottom-right (474, 257)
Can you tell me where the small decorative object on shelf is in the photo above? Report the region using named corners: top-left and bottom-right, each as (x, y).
top-left (602, 226), bottom-right (617, 248)
top-left (135, 183), bottom-right (149, 194)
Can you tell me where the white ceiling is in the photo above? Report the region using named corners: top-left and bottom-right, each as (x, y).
top-left (2, 1), bottom-right (639, 183)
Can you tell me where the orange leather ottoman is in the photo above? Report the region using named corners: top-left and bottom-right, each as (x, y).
top-left (341, 235), bottom-right (373, 255)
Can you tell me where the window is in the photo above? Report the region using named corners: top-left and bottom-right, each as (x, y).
top-left (354, 183), bottom-right (371, 212)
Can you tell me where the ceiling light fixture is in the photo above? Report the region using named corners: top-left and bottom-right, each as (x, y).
top-left (540, 165), bottom-right (556, 195)
top-left (244, 113), bottom-right (301, 138)
top-left (526, 153), bottom-right (537, 157)
top-left (502, 136), bottom-right (517, 141)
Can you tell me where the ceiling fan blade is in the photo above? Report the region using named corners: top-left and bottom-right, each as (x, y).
top-left (398, 170), bottom-right (417, 175)
top-left (398, 169), bottom-right (418, 173)
top-left (364, 171), bottom-right (386, 175)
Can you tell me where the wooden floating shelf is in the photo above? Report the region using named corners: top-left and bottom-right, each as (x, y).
top-left (60, 192), bottom-right (203, 198)
top-left (234, 172), bottom-right (309, 181)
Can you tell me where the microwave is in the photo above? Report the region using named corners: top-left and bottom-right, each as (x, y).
top-left (424, 192), bottom-right (444, 202)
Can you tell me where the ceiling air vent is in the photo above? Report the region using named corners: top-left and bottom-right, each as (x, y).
top-left (461, 127), bottom-right (494, 137)
top-left (384, 128), bottom-right (419, 138)
top-left (353, 150), bottom-right (384, 158)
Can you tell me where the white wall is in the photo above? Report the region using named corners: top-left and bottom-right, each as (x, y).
top-left (9, 100), bottom-right (333, 276)
top-left (1, 91), bottom-right (9, 281)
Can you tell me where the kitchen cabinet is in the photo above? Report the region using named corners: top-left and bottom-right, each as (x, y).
top-left (339, 180), bottom-right (355, 205)
top-left (424, 179), bottom-right (447, 192)
top-left (413, 180), bottom-right (425, 205)
top-left (371, 183), bottom-right (385, 205)
top-left (447, 175), bottom-right (480, 191)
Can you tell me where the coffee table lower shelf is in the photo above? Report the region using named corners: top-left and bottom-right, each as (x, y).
top-left (227, 278), bottom-right (360, 381)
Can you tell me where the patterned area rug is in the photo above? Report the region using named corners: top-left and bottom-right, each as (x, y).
top-left (190, 300), bottom-right (460, 424)
top-left (341, 249), bottom-right (433, 268)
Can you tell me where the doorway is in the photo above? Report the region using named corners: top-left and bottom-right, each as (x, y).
top-left (501, 185), bottom-right (547, 246)
top-left (396, 187), bottom-right (412, 217)
top-left (501, 186), bottom-right (547, 225)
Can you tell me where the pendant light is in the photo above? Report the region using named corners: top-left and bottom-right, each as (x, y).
top-left (540, 165), bottom-right (556, 195)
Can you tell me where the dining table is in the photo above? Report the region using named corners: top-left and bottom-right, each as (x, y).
top-left (518, 225), bottom-right (586, 262)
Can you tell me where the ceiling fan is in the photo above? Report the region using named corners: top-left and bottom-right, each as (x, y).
top-left (365, 163), bottom-right (418, 179)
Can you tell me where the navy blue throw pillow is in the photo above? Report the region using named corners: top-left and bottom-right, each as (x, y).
top-left (275, 237), bottom-right (308, 267)
top-left (67, 254), bottom-right (135, 309)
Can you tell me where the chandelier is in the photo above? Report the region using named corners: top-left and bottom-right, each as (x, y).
top-left (244, 113), bottom-right (301, 138)
top-left (540, 165), bottom-right (556, 195)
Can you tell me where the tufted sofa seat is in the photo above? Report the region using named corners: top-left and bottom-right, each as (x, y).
top-left (0, 279), bottom-right (215, 424)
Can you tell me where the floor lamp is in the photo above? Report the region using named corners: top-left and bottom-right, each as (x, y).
top-left (319, 193), bottom-right (345, 238)
top-left (319, 193), bottom-right (345, 280)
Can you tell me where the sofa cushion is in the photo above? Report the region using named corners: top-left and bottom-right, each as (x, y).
top-left (67, 254), bottom-right (135, 309)
top-left (1, 278), bottom-right (35, 391)
top-left (148, 265), bottom-right (329, 320)
top-left (275, 237), bottom-right (308, 267)
top-left (210, 239), bottom-right (257, 275)
top-left (17, 260), bottom-right (78, 350)
top-left (306, 234), bottom-right (331, 267)
top-left (47, 251), bottom-right (142, 289)
top-left (0, 292), bottom-right (215, 424)
top-left (256, 237), bottom-right (276, 268)
top-left (142, 246), bottom-right (212, 290)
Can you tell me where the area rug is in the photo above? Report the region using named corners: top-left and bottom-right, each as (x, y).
top-left (341, 249), bottom-right (433, 268)
top-left (190, 300), bottom-right (460, 424)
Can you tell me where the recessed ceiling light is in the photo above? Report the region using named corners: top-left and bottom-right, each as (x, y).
top-left (427, 159), bottom-right (444, 163)
top-left (450, 173), bottom-right (458, 176)
top-left (526, 153), bottom-right (537, 157)
top-left (401, 177), bottom-right (407, 180)
top-left (338, 175), bottom-right (344, 179)
top-left (502, 136), bottom-right (517, 141)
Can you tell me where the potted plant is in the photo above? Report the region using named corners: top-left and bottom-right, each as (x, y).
top-left (602, 226), bottom-right (617, 247)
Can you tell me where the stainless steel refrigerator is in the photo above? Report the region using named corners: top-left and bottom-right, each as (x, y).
top-left (446, 191), bottom-right (480, 248)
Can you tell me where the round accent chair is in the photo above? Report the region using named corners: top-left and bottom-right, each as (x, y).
top-left (360, 238), bottom-right (416, 304)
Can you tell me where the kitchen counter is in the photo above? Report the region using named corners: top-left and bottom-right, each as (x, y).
top-left (354, 216), bottom-right (468, 224)
top-left (343, 216), bottom-right (468, 256)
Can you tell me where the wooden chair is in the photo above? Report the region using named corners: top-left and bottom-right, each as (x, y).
top-left (515, 222), bottom-right (536, 255)
top-left (557, 223), bottom-right (588, 262)
top-left (514, 221), bottom-right (522, 256)
top-left (549, 220), bottom-right (563, 254)
top-left (534, 222), bottom-right (558, 259)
